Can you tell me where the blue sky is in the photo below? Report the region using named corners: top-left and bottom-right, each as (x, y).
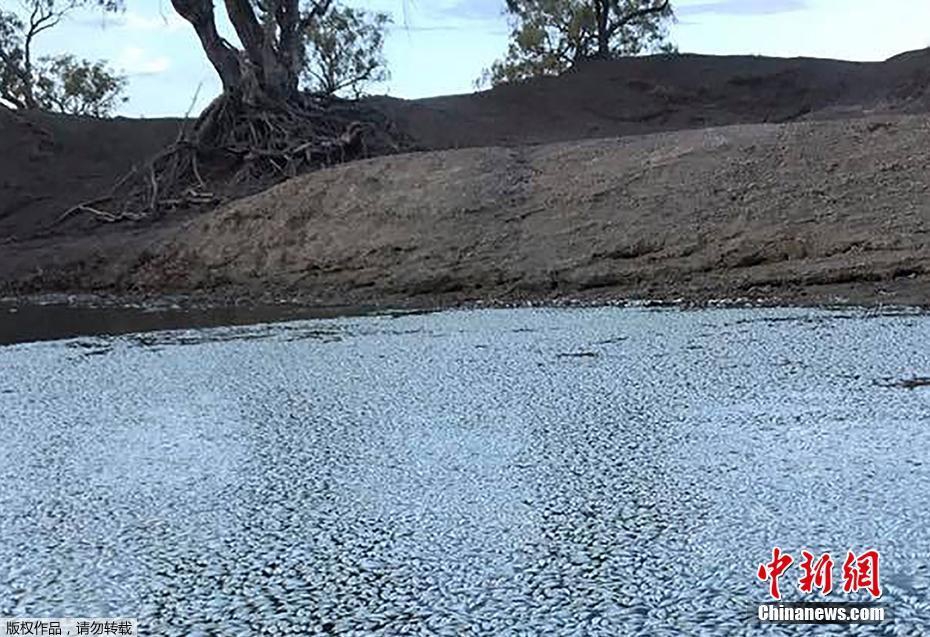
top-left (24, 0), bottom-right (930, 117)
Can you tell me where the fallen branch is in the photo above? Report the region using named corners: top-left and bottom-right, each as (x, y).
top-left (58, 203), bottom-right (146, 223)
top-left (61, 92), bottom-right (407, 224)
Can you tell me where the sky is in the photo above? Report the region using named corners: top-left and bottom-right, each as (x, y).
top-left (15, 0), bottom-right (930, 117)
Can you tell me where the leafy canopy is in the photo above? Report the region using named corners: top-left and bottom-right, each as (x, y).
top-left (34, 54), bottom-right (128, 116)
top-left (480, 0), bottom-right (675, 87)
top-left (301, 4), bottom-right (391, 98)
top-left (0, 0), bottom-right (127, 115)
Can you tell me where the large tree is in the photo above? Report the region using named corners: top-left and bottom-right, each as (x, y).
top-left (61, 0), bottom-right (402, 223)
top-left (169, 0), bottom-right (332, 105)
top-left (161, 0), bottom-right (396, 190)
top-left (481, 0), bottom-right (674, 87)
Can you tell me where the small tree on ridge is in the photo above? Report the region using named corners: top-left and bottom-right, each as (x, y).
top-left (480, 0), bottom-right (675, 87)
top-left (0, 0), bottom-right (126, 115)
top-left (301, 4), bottom-right (391, 99)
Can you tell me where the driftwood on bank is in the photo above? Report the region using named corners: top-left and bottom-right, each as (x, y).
top-left (61, 92), bottom-right (406, 224)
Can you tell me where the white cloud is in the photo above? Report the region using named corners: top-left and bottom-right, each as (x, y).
top-left (74, 10), bottom-right (187, 33)
top-left (122, 11), bottom-right (187, 32)
top-left (677, 0), bottom-right (808, 16)
top-left (118, 47), bottom-right (171, 76)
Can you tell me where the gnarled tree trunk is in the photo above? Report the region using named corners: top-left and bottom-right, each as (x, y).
top-left (61, 0), bottom-right (402, 224)
top-left (170, 0), bottom-right (331, 106)
top-left (591, 0), bottom-right (671, 60)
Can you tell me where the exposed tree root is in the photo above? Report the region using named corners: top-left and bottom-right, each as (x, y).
top-left (62, 92), bottom-right (407, 224)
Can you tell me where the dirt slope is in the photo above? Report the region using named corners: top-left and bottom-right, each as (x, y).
top-left (0, 111), bottom-right (183, 240)
top-left (4, 113), bottom-right (930, 307)
top-left (5, 48), bottom-right (930, 244)
top-left (4, 49), bottom-right (930, 307)
top-left (376, 49), bottom-right (930, 149)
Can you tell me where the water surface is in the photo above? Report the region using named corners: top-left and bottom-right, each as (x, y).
top-left (1, 306), bottom-right (929, 635)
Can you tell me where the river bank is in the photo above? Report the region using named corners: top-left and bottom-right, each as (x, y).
top-left (4, 115), bottom-right (930, 313)
top-left (4, 51), bottom-right (930, 314)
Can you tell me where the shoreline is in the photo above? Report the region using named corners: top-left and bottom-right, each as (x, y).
top-left (3, 287), bottom-right (928, 346)
top-left (5, 114), bottom-right (930, 323)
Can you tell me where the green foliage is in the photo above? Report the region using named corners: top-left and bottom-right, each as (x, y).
top-left (300, 3), bottom-right (391, 98)
top-left (34, 54), bottom-right (128, 116)
top-left (0, 11), bottom-right (28, 107)
top-left (0, 0), bottom-right (126, 115)
top-left (479, 0), bottom-right (675, 88)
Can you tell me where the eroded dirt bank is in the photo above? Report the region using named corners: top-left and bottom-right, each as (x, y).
top-left (3, 113), bottom-right (930, 309)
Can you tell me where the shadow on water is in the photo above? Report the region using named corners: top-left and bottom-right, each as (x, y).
top-left (0, 301), bottom-right (430, 346)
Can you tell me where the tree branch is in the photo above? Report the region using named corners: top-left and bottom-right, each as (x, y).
top-left (0, 47), bottom-right (30, 87)
top-left (276, 0), bottom-right (302, 73)
top-left (0, 86), bottom-right (26, 109)
top-left (171, 0), bottom-right (243, 92)
top-left (223, 0), bottom-right (264, 65)
top-left (606, 0), bottom-right (670, 39)
top-left (299, 0), bottom-right (332, 31)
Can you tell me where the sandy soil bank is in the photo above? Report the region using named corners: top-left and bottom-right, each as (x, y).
top-left (4, 50), bottom-right (930, 311)
top-left (3, 113), bottom-right (930, 309)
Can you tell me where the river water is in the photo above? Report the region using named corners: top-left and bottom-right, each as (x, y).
top-left (1, 306), bottom-right (929, 635)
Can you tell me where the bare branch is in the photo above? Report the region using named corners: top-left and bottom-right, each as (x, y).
top-left (299, 0), bottom-right (332, 31)
top-left (223, 0), bottom-right (264, 65)
top-left (170, 0), bottom-right (242, 92)
top-left (606, 0), bottom-right (670, 38)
